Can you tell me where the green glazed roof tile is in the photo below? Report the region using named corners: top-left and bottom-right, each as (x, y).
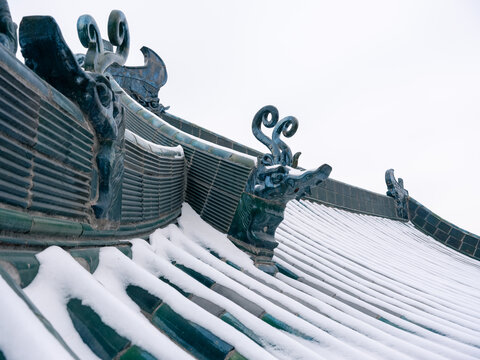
top-left (126, 284), bottom-right (163, 314)
top-left (119, 345), bottom-right (156, 360)
top-left (152, 303), bottom-right (234, 360)
top-left (67, 298), bottom-right (130, 359)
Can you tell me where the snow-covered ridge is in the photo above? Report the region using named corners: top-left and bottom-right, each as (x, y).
top-left (1, 201), bottom-right (479, 359)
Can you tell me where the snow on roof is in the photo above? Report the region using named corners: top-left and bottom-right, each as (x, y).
top-left (2, 202), bottom-right (480, 359)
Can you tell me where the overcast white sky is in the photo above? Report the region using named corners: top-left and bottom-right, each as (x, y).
top-left (12, 0), bottom-right (480, 234)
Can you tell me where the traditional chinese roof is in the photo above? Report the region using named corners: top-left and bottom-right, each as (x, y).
top-left (2, 202), bottom-right (480, 360)
top-left (1, 2), bottom-right (480, 359)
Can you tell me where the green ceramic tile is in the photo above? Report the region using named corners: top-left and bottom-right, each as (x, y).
top-left (210, 250), bottom-right (222, 259)
top-left (119, 345), bottom-right (156, 360)
top-left (0, 250), bottom-right (39, 288)
top-left (68, 248), bottom-right (99, 274)
top-left (31, 217), bottom-right (82, 236)
top-left (152, 303), bottom-right (233, 360)
top-left (67, 298), bottom-right (130, 359)
top-left (80, 223), bottom-right (116, 238)
top-left (228, 351), bottom-right (249, 360)
top-left (0, 208), bottom-right (32, 233)
top-left (126, 285), bottom-right (162, 314)
top-left (275, 262), bottom-right (299, 280)
top-left (117, 245), bottom-right (133, 259)
top-left (221, 312), bottom-right (263, 346)
top-left (190, 295), bottom-right (225, 317)
top-left (159, 276), bottom-right (191, 297)
top-left (261, 313), bottom-right (314, 341)
top-left (175, 263), bottom-right (215, 288)
top-left (225, 260), bottom-right (241, 271)
top-left (212, 284), bottom-right (264, 317)
top-left (378, 317), bottom-right (412, 333)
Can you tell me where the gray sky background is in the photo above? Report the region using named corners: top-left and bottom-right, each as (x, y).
top-left (12, 0), bottom-right (480, 234)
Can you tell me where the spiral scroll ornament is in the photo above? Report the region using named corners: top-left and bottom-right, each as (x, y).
top-left (77, 10), bottom-right (129, 74)
top-left (252, 105), bottom-right (301, 167)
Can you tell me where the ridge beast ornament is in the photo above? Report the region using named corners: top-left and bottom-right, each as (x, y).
top-left (107, 46), bottom-right (169, 112)
top-left (385, 168), bottom-right (409, 219)
top-left (0, 0), bottom-right (16, 54)
top-left (229, 105), bottom-right (332, 273)
top-left (19, 11), bottom-right (130, 226)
